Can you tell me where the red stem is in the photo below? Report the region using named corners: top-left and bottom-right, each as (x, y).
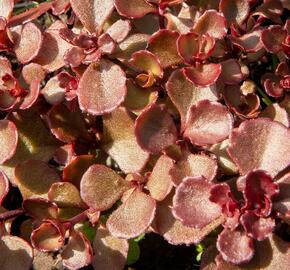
top-left (0, 209), bottom-right (25, 222)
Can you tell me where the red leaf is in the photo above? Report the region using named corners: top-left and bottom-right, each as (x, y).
top-left (14, 160), bottom-right (60, 200)
top-left (135, 103), bottom-right (177, 154)
top-left (219, 0), bottom-right (250, 26)
top-left (154, 195), bottom-right (225, 245)
top-left (146, 155), bottom-right (174, 201)
top-left (31, 220), bottom-right (65, 252)
top-left (183, 63), bottom-right (222, 87)
top-left (92, 227), bottom-right (128, 270)
top-left (166, 69), bottom-right (218, 128)
top-left (0, 170), bottom-right (9, 204)
top-left (148, 30), bottom-right (182, 68)
top-left (102, 108), bottom-right (150, 173)
top-left (77, 59), bottom-right (127, 115)
top-left (193, 10), bottom-right (227, 39)
top-left (80, 164), bottom-right (130, 211)
top-left (261, 25), bottom-right (287, 53)
top-left (70, 0), bottom-right (114, 33)
top-left (220, 59), bottom-right (243, 85)
top-left (115, 0), bottom-right (156, 19)
top-left (107, 189), bottom-right (156, 238)
top-left (106, 19), bottom-right (131, 43)
top-left (209, 183), bottom-right (239, 217)
top-left (62, 230), bottom-right (93, 270)
top-left (0, 120), bottom-right (18, 164)
top-left (217, 228), bottom-right (254, 264)
top-left (169, 151), bottom-right (218, 186)
top-left (47, 104), bottom-right (89, 143)
top-left (19, 79), bottom-right (40, 110)
top-left (12, 22), bottom-right (43, 64)
top-left (242, 170), bottom-right (279, 216)
top-left (227, 118), bottom-right (290, 177)
top-left (34, 20), bottom-right (73, 72)
top-left (228, 28), bottom-right (264, 53)
top-left (129, 50), bottom-right (163, 78)
top-left (177, 33), bottom-right (215, 62)
top-left (184, 100), bottom-right (233, 145)
top-left (240, 211), bottom-right (275, 241)
top-left (172, 177), bottom-right (222, 228)
top-left (0, 235), bottom-right (33, 270)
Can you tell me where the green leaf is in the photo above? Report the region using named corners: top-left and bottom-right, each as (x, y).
top-left (195, 243), bottom-right (204, 262)
top-left (134, 233), bottom-right (145, 242)
top-left (80, 221), bottom-right (96, 243)
top-left (126, 240), bottom-right (140, 265)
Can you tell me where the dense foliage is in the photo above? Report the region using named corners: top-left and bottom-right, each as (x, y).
top-left (0, 0), bottom-right (289, 269)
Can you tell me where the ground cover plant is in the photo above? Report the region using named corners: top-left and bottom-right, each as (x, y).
top-left (0, 0), bottom-right (289, 269)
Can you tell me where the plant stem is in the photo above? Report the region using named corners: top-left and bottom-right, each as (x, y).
top-left (256, 86), bottom-right (273, 106)
top-left (0, 209), bottom-right (25, 222)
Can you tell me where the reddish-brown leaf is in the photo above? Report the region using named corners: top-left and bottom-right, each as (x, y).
top-left (80, 164), bottom-right (130, 211)
top-left (115, 0), bottom-right (156, 19)
top-left (172, 177), bottom-right (222, 228)
top-left (107, 189), bottom-right (156, 238)
top-left (77, 59), bottom-right (127, 115)
top-left (0, 120), bottom-right (18, 164)
top-left (192, 10), bottom-right (227, 39)
top-left (135, 104), bottom-right (177, 154)
top-left (70, 0), bottom-right (114, 33)
top-left (184, 100), bottom-right (233, 145)
top-left (228, 118), bottom-right (290, 177)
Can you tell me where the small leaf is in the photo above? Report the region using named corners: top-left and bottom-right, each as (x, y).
top-left (126, 240), bottom-right (140, 265)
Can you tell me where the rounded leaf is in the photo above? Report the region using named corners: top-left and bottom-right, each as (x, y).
top-left (240, 211), bottom-right (275, 241)
top-left (0, 235), bottom-right (33, 270)
top-left (147, 155), bottom-right (174, 201)
top-left (183, 63), bottom-right (222, 87)
top-left (135, 104), bottom-right (177, 154)
top-left (227, 118), bottom-right (290, 177)
top-left (217, 229), bottom-right (254, 264)
top-left (115, 0), bottom-right (156, 19)
top-left (154, 195), bottom-right (225, 245)
top-left (48, 182), bottom-right (85, 208)
top-left (166, 69), bottom-right (218, 127)
top-left (14, 160), bottom-right (60, 200)
top-left (183, 100), bottom-right (233, 146)
top-left (148, 30), bottom-right (182, 68)
top-left (31, 220), bottom-right (65, 252)
top-left (13, 22), bottom-right (43, 64)
top-left (102, 108), bottom-right (150, 173)
top-left (219, 0), bottom-right (250, 26)
top-left (62, 230), bottom-right (93, 270)
top-left (129, 50), bottom-right (163, 78)
top-left (193, 10), bottom-right (227, 39)
top-left (0, 120), bottom-right (18, 164)
top-left (77, 59), bottom-right (127, 115)
top-left (170, 152), bottom-right (218, 186)
top-left (172, 177), bottom-right (222, 228)
top-left (70, 0), bottom-right (114, 33)
top-left (107, 189), bottom-right (156, 238)
top-left (93, 227), bottom-right (128, 270)
top-left (34, 20), bottom-right (73, 72)
top-left (80, 164), bottom-right (130, 211)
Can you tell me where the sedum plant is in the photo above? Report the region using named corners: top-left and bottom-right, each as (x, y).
top-left (0, 0), bottom-right (289, 269)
